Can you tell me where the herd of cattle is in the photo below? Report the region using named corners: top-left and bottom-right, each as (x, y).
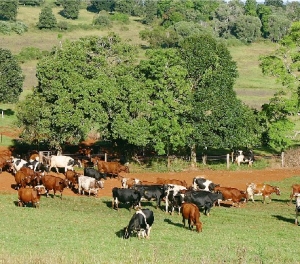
top-left (0, 148), bottom-right (300, 239)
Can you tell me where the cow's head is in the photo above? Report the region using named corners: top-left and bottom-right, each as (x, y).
top-left (273, 186), bottom-right (281, 195)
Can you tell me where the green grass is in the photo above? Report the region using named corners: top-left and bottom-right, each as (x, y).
top-left (1, 176), bottom-right (300, 263)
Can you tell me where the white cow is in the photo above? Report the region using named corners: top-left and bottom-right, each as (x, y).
top-left (11, 158), bottom-right (28, 174)
top-left (78, 175), bottom-right (103, 196)
top-left (49, 155), bottom-right (76, 173)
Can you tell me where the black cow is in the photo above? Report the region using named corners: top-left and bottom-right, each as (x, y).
top-left (123, 209), bottom-right (154, 239)
top-left (134, 185), bottom-right (166, 209)
top-left (112, 187), bottom-right (141, 210)
top-left (192, 177), bottom-right (219, 192)
top-left (183, 190), bottom-right (223, 215)
top-left (84, 167), bottom-right (106, 180)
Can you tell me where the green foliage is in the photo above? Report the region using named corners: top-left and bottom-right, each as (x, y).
top-left (143, 0), bottom-right (157, 24)
top-left (92, 11), bottom-right (112, 28)
top-left (109, 12), bottom-right (129, 24)
top-left (19, 0), bottom-right (44, 6)
top-left (0, 48), bottom-right (24, 104)
top-left (0, 21), bottom-right (28, 35)
top-left (244, 0), bottom-right (258, 16)
top-left (37, 5), bottom-right (57, 29)
top-left (57, 20), bottom-right (69, 30)
top-left (61, 0), bottom-right (80, 19)
top-left (0, 0), bottom-right (18, 21)
top-left (233, 15), bottom-right (262, 43)
top-left (265, 0), bottom-right (284, 7)
top-left (17, 47), bottom-right (43, 63)
top-left (90, 0), bottom-right (115, 12)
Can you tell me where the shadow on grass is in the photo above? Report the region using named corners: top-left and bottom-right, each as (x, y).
top-left (163, 218), bottom-right (182, 228)
top-left (0, 108), bottom-right (15, 116)
top-left (272, 214), bottom-right (295, 225)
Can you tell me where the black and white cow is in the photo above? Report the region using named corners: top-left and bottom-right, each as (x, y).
top-left (192, 176), bottom-right (219, 192)
top-left (84, 167), bottom-right (106, 180)
top-left (164, 184), bottom-right (187, 214)
top-left (134, 185), bottom-right (166, 209)
top-left (11, 158), bottom-right (28, 174)
top-left (183, 190), bottom-right (223, 215)
top-left (295, 194), bottom-right (300, 225)
top-left (49, 155), bottom-right (81, 173)
top-left (123, 208), bottom-right (154, 239)
top-left (112, 187), bottom-right (141, 210)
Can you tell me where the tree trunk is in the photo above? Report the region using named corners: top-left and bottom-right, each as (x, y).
top-left (190, 144), bottom-right (197, 167)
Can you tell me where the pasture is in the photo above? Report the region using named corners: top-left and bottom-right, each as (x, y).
top-left (0, 175), bottom-right (300, 264)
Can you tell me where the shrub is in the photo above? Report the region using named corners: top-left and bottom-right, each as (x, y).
top-left (93, 12), bottom-right (112, 28)
top-left (110, 12), bottom-right (129, 24)
top-left (0, 22), bottom-right (12, 35)
top-left (17, 47), bottom-right (43, 63)
top-left (11, 21), bottom-right (28, 35)
top-left (57, 21), bottom-right (69, 31)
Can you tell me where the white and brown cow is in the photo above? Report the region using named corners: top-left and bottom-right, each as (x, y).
top-left (192, 176), bottom-right (219, 192)
top-left (246, 183), bottom-right (280, 203)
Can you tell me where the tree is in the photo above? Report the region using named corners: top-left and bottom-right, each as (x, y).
top-left (264, 0), bottom-right (284, 8)
top-left (178, 34), bottom-right (260, 163)
top-left (90, 0), bottom-right (115, 12)
top-left (267, 14), bottom-right (290, 42)
top-left (61, 0), bottom-right (80, 19)
top-left (0, 48), bottom-right (24, 104)
top-left (244, 0), bottom-right (257, 17)
top-left (0, 0), bottom-right (18, 21)
top-left (19, 0), bottom-right (44, 6)
top-left (143, 0), bottom-right (157, 24)
top-left (257, 4), bottom-right (272, 38)
top-left (37, 6), bottom-right (57, 29)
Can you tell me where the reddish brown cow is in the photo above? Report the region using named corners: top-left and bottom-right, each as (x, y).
top-left (246, 183), bottom-right (280, 203)
top-left (289, 184), bottom-right (300, 204)
top-left (19, 167), bottom-right (43, 187)
top-left (18, 186), bottom-right (44, 208)
top-left (41, 175), bottom-right (68, 199)
top-left (65, 169), bottom-right (80, 190)
top-left (181, 203), bottom-right (202, 232)
top-left (0, 156), bottom-right (11, 173)
top-left (15, 171), bottom-right (32, 189)
top-left (156, 177), bottom-right (188, 188)
top-left (214, 186), bottom-right (247, 207)
top-left (97, 160), bottom-right (129, 178)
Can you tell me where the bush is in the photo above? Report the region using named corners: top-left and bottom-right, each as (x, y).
top-left (0, 22), bottom-right (12, 35)
top-left (11, 21), bottom-right (28, 35)
top-left (57, 21), bottom-right (69, 31)
top-left (17, 47), bottom-right (43, 63)
top-left (93, 12), bottom-right (112, 28)
top-left (110, 12), bottom-right (129, 24)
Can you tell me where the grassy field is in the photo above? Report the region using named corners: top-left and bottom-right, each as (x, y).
top-left (0, 176), bottom-right (300, 264)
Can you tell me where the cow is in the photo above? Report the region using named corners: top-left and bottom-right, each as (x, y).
top-left (289, 184), bottom-right (300, 204)
top-left (182, 190), bottom-right (223, 216)
top-left (234, 150), bottom-right (254, 167)
top-left (17, 186), bottom-right (44, 208)
top-left (295, 194), bottom-right (300, 225)
top-left (246, 183), bottom-right (281, 203)
top-left (78, 175), bottom-right (103, 196)
top-left (134, 184), bottom-right (166, 209)
top-left (214, 186), bottom-right (248, 207)
top-left (156, 177), bottom-right (188, 188)
top-left (65, 169), bottom-right (80, 190)
top-left (41, 174), bottom-right (69, 199)
top-left (123, 208), bottom-right (154, 239)
top-left (97, 160), bottom-right (129, 178)
top-left (0, 156), bottom-right (12, 174)
top-left (11, 158), bottom-right (28, 174)
top-left (49, 155), bottom-right (80, 173)
top-left (14, 170), bottom-right (32, 189)
top-left (84, 167), bottom-right (106, 180)
top-left (181, 203), bottom-right (202, 232)
top-left (121, 177), bottom-right (141, 189)
top-left (192, 176), bottom-right (219, 192)
top-left (112, 187), bottom-right (141, 210)
top-left (164, 184), bottom-right (187, 214)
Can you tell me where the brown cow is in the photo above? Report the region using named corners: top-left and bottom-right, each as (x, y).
top-left (0, 156), bottom-right (11, 173)
top-left (246, 183), bottom-right (280, 203)
top-left (65, 169), bottom-right (80, 190)
top-left (41, 175), bottom-right (68, 199)
top-left (97, 160), bottom-right (129, 178)
top-left (156, 177), bottom-right (188, 188)
top-left (214, 186), bottom-right (247, 207)
top-left (18, 186), bottom-right (44, 208)
top-left (181, 203), bottom-right (202, 232)
top-left (289, 184), bottom-right (300, 204)
top-left (14, 170), bottom-right (32, 189)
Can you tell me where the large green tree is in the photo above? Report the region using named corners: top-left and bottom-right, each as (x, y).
top-left (0, 0), bottom-right (18, 21)
top-left (0, 48), bottom-right (24, 103)
top-left (37, 5), bottom-right (57, 29)
top-left (61, 0), bottom-right (80, 19)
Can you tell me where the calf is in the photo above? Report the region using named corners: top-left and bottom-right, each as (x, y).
top-left (78, 175), bottom-right (103, 196)
top-left (192, 176), bottom-right (219, 191)
top-left (214, 186), bottom-right (247, 207)
top-left (18, 186), bottom-right (44, 208)
top-left (182, 190), bottom-right (223, 216)
top-left (182, 203), bottom-right (202, 232)
top-left (112, 187), bottom-right (141, 210)
top-left (246, 183), bottom-right (280, 203)
top-left (41, 175), bottom-right (68, 199)
top-left (123, 209), bottom-right (154, 239)
top-left (65, 169), bottom-right (80, 189)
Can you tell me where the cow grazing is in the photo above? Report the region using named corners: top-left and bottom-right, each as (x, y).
top-left (112, 187), bottom-right (141, 210)
top-left (123, 209), bottom-right (154, 239)
top-left (84, 167), bottom-right (106, 180)
top-left (182, 190), bottom-right (223, 216)
top-left (65, 169), bottom-right (80, 189)
top-left (182, 203), bottom-right (202, 232)
top-left (41, 175), bottom-right (69, 199)
top-left (192, 176), bottom-right (219, 192)
top-left (295, 194), bottom-right (300, 225)
top-left (49, 155), bottom-right (80, 173)
top-left (289, 184), bottom-right (300, 204)
top-left (97, 160), bottom-right (129, 178)
top-left (18, 186), bottom-right (44, 208)
top-left (156, 177), bottom-right (188, 188)
top-left (121, 177), bottom-right (141, 189)
top-left (134, 184), bottom-right (166, 209)
top-left (246, 183), bottom-right (281, 203)
top-left (214, 186), bottom-right (247, 207)
top-left (78, 175), bottom-right (103, 196)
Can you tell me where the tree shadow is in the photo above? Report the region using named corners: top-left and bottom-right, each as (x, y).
top-left (0, 108), bottom-right (15, 116)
